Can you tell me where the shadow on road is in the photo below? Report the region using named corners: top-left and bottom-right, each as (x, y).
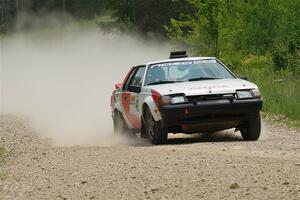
top-left (166, 131), bottom-right (243, 145)
top-left (131, 131), bottom-right (243, 147)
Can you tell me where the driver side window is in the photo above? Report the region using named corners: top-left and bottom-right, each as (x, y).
top-left (129, 66), bottom-right (146, 87)
top-left (123, 66), bottom-right (146, 92)
top-left (123, 68), bottom-right (136, 91)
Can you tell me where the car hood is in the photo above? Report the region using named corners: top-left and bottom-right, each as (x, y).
top-left (144, 78), bottom-right (258, 96)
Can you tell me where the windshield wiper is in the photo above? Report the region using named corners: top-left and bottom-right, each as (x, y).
top-left (188, 77), bottom-right (222, 82)
top-left (148, 80), bottom-right (183, 86)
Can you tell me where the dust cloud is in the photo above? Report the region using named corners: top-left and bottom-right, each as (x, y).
top-left (0, 26), bottom-right (172, 146)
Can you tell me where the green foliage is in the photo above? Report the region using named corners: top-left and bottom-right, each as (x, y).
top-left (167, 0), bottom-right (300, 69)
top-left (67, 0), bottom-right (104, 19)
top-left (166, 0), bottom-right (223, 56)
top-left (232, 0), bottom-right (281, 53)
top-left (272, 39), bottom-right (300, 71)
top-left (0, 0), bottom-right (105, 32)
top-left (233, 55), bottom-right (300, 122)
top-left (105, 0), bottom-right (192, 33)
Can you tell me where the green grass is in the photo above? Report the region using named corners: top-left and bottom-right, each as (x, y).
top-left (262, 113), bottom-right (300, 129)
top-left (233, 55), bottom-right (300, 128)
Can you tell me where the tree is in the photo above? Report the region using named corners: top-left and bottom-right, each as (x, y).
top-left (166, 0), bottom-right (224, 56)
top-left (105, 0), bottom-right (192, 33)
top-left (166, 0), bottom-right (299, 67)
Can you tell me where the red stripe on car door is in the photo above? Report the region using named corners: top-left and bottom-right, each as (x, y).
top-left (121, 92), bottom-right (141, 129)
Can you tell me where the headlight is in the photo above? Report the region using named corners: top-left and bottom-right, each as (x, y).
top-left (252, 88), bottom-right (262, 99)
top-left (171, 96), bottom-right (186, 104)
top-left (159, 95), bottom-right (187, 106)
top-left (236, 90), bottom-right (253, 99)
top-left (159, 96), bottom-right (171, 106)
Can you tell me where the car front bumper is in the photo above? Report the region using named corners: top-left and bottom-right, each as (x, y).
top-left (159, 99), bottom-right (263, 127)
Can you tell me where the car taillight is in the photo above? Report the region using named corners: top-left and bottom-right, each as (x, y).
top-left (151, 90), bottom-right (161, 107)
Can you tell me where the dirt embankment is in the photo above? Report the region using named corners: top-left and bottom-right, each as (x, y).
top-left (0, 115), bottom-right (299, 200)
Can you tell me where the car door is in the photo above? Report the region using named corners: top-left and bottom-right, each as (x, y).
top-left (121, 66), bottom-right (146, 129)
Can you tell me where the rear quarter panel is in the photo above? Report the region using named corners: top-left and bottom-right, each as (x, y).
top-left (111, 89), bottom-right (123, 119)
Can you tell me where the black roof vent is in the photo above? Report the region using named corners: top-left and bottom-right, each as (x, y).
top-left (169, 51), bottom-right (188, 59)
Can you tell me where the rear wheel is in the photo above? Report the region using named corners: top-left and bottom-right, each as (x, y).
top-left (144, 108), bottom-right (168, 145)
top-left (113, 111), bottom-right (128, 135)
top-left (240, 115), bottom-right (261, 141)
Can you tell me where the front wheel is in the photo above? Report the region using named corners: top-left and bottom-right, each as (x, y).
top-left (240, 115), bottom-right (261, 141)
top-left (140, 120), bottom-right (148, 139)
top-left (144, 108), bottom-right (168, 145)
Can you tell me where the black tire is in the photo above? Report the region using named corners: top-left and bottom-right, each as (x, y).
top-left (113, 111), bottom-right (128, 135)
top-left (140, 119), bottom-right (148, 139)
top-left (240, 115), bottom-right (261, 141)
top-left (144, 108), bottom-right (168, 145)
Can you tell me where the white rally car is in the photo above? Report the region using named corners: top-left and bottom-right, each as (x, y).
top-left (111, 52), bottom-right (263, 144)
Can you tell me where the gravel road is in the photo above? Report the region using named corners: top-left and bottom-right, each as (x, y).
top-left (0, 115), bottom-right (299, 200)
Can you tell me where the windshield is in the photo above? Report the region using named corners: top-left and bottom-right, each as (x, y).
top-left (144, 59), bottom-right (235, 85)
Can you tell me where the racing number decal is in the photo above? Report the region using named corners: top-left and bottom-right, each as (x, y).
top-left (121, 92), bottom-right (141, 129)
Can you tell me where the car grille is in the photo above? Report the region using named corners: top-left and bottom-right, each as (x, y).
top-left (186, 94), bottom-right (236, 103)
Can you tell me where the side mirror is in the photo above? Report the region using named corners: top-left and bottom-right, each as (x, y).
top-left (115, 83), bottom-right (123, 90)
top-left (239, 76), bottom-right (248, 81)
top-left (128, 85), bottom-right (142, 93)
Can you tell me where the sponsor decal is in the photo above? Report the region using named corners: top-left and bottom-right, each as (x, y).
top-left (151, 60), bottom-right (217, 68)
top-left (189, 85), bottom-right (229, 91)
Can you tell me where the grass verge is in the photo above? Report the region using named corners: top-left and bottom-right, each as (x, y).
top-left (233, 55), bottom-right (300, 129)
top-left (262, 113), bottom-right (300, 130)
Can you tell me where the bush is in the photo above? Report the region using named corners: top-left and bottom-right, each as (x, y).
top-left (234, 62), bottom-right (300, 122)
top-left (219, 52), bottom-right (243, 71)
top-left (241, 54), bottom-right (273, 69)
top-left (272, 40), bottom-right (300, 71)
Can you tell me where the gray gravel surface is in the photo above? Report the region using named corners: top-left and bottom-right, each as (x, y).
top-left (0, 115), bottom-right (299, 200)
